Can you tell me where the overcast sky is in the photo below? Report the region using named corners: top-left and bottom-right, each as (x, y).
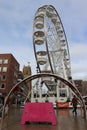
top-left (0, 0), bottom-right (87, 80)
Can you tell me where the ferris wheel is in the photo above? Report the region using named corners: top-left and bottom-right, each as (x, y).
top-left (33, 5), bottom-right (71, 80)
top-left (32, 5), bottom-right (72, 102)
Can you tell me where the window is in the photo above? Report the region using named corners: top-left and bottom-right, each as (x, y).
top-left (2, 67), bottom-right (7, 72)
top-left (3, 59), bottom-right (8, 64)
top-left (13, 80), bottom-right (17, 84)
top-left (0, 83), bottom-right (6, 89)
top-left (15, 65), bottom-right (19, 71)
top-left (1, 74), bottom-right (6, 80)
top-left (14, 72), bottom-right (18, 78)
top-left (59, 89), bottom-right (67, 97)
top-left (0, 59), bottom-right (2, 64)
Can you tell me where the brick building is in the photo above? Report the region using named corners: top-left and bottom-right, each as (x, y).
top-left (74, 80), bottom-right (87, 96)
top-left (74, 80), bottom-right (83, 94)
top-left (22, 65), bottom-right (32, 93)
top-left (82, 81), bottom-right (87, 96)
top-left (0, 54), bottom-right (19, 95)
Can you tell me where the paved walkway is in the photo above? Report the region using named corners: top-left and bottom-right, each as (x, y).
top-left (0, 107), bottom-right (87, 130)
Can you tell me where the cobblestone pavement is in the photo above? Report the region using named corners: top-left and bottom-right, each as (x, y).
top-left (0, 107), bottom-right (87, 130)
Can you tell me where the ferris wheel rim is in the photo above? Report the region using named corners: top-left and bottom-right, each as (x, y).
top-left (50, 5), bottom-right (70, 61)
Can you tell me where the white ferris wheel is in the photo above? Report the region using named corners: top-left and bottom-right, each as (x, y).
top-left (32, 5), bottom-right (72, 103)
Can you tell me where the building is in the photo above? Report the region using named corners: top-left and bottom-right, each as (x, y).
top-left (18, 71), bottom-right (24, 81)
top-left (0, 53), bottom-right (20, 96)
top-left (74, 80), bottom-right (87, 96)
top-left (23, 65), bottom-right (32, 78)
top-left (22, 65), bottom-right (32, 92)
top-left (74, 80), bottom-right (83, 94)
top-left (12, 66), bottom-right (32, 106)
top-left (82, 81), bottom-right (87, 96)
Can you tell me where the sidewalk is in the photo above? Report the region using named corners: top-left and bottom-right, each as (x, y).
top-left (0, 107), bottom-right (87, 130)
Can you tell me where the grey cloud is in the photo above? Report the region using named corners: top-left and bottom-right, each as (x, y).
top-left (69, 42), bottom-right (87, 60)
top-left (69, 42), bottom-right (87, 79)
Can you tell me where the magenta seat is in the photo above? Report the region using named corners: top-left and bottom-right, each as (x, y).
top-left (20, 102), bottom-right (57, 125)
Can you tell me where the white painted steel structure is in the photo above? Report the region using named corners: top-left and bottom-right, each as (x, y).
top-left (32, 5), bottom-right (72, 103)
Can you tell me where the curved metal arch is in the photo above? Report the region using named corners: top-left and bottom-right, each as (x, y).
top-left (1, 73), bottom-right (86, 123)
top-left (12, 91), bottom-right (27, 98)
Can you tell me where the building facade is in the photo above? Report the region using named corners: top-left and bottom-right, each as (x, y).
top-left (22, 65), bottom-right (32, 92)
top-left (82, 81), bottom-right (87, 96)
top-left (0, 54), bottom-right (19, 95)
top-left (74, 80), bottom-right (87, 96)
